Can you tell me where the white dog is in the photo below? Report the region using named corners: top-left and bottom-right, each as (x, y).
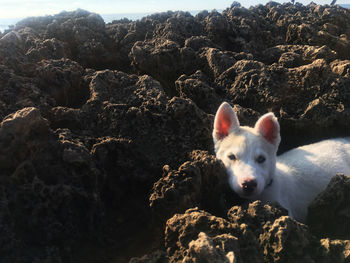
top-left (213, 102), bottom-right (350, 221)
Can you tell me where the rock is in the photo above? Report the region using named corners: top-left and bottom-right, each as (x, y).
top-left (227, 201), bottom-right (288, 263)
top-left (199, 48), bottom-right (237, 78)
top-left (153, 11), bottom-right (202, 45)
top-left (86, 69), bottom-right (142, 104)
top-left (0, 108), bottom-right (103, 263)
top-left (227, 201), bottom-right (288, 234)
top-left (175, 70), bottom-right (222, 113)
top-left (0, 31), bottom-right (27, 72)
top-left (149, 151), bottom-right (236, 222)
top-left (286, 23), bottom-right (315, 45)
top-left (0, 107), bottom-right (49, 169)
top-left (0, 67), bottom-right (33, 116)
top-left (182, 232), bottom-right (235, 263)
top-left (219, 59), bottom-right (285, 114)
top-left (164, 208), bottom-right (239, 263)
top-left (86, 69), bottom-right (213, 168)
top-left (301, 98), bottom-right (332, 119)
top-left (25, 38), bottom-right (69, 62)
top-left (319, 239), bottom-right (350, 263)
top-left (307, 174), bottom-right (350, 240)
top-left (259, 216), bottom-right (320, 263)
top-left (164, 202), bottom-right (288, 263)
top-left (35, 59), bottom-right (89, 108)
top-left (0, 31), bottom-right (23, 48)
top-left (143, 201), bottom-right (350, 263)
top-left (14, 10), bottom-right (120, 69)
top-left (91, 137), bottom-right (157, 209)
top-left (129, 38), bottom-right (199, 94)
top-left (262, 44), bottom-right (337, 66)
top-left (1, 2), bottom-right (350, 262)
top-left (184, 36), bottom-right (218, 51)
top-left (278, 51), bottom-right (302, 68)
top-left (48, 106), bottom-right (82, 130)
top-left (129, 250), bottom-right (169, 263)
top-left (331, 60), bottom-right (350, 77)
top-left (204, 11), bottom-right (236, 51)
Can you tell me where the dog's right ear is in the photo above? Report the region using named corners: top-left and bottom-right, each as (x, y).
top-left (213, 102), bottom-right (240, 142)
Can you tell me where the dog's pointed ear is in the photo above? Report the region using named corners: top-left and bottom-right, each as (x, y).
top-left (254, 113), bottom-right (281, 146)
top-left (213, 102), bottom-right (239, 142)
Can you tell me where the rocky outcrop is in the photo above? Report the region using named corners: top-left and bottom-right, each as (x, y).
top-left (0, 2), bottom-right (350, 263)
top-left (0, 108), bottom-right (103, 262)
top-left (132, 202), bottom-right (350, 263)
top-left (149, 151), bottom-right (239, 223)
top-left (307, 174), bottom-right (350, 240)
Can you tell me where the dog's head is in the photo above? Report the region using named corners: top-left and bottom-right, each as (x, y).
top-left (213, 102), bottom-right (281, 198)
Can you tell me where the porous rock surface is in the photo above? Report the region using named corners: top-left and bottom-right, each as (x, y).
top-left (0, 2), bottom-right (350, 263)
top-left (307, 174), bottom-right (350, 240)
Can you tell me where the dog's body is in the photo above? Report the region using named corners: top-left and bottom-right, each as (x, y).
top-left (258, 138), bottom-right (350, 221)
top-left (213, 102), bottom-right (350, 221)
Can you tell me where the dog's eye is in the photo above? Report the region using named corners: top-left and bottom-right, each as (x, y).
top-left (228, 154), bottom-right (237, 161)
top-left (256, 155), bottom-right (266, 163)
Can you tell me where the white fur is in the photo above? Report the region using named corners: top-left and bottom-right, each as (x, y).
top-left (213, 102), bottom-right (350, 222)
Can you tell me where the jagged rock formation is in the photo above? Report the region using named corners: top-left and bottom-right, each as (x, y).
top-left (0, 2), bottom-right (350, 263)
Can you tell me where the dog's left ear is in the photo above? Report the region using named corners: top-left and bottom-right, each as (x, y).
top-left (254, 113), bottom-right (281, 146)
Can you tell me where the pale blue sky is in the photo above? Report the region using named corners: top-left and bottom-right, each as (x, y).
top-left (0, 0), bottom-right (348, 18)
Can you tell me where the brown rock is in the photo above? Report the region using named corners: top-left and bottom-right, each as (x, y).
top-left (1, 3), bottom-right (350, 262)
top-left (307, 174), bottom-right (350, 240)
top-left (320, 239), bottom-right (350, 263)
top-left (150, 151), bottom-right (236, 222)
top-left (199, 48), bottom-right (237, 78)
top-left (184, 36), bottom-right (218, 51)
top-left (227, 201), bottom-right (288, 234)
top-left (0, 107), bottom-right (49, 169)
top-left (260, 216), bottom-right (319, 263)
top-left (331, 60), bottom-right (350, 77)
top-left (175, 70), bottom-right (222, 113)
top-left (0, 108), bottom-right (102, 263)
top-left (164, 208), bottom-right (239, 262)
top-left (182, 232), bottom-right (234, 263)
top-left (129, 250), bottom-right (169, 263)
top-left (35, 59), bottom-right (89, 108)
top-left (129, 38), bottom-right (198, 94)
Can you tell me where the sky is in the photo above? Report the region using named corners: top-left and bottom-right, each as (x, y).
top-left (0, 0), bottom-right (348, 19)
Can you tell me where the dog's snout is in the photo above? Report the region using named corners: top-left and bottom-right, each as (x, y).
top-left (242, 179), bottom-right (257, 194)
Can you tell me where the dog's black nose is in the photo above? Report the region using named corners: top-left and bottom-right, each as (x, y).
top-left (242, 180), bottom-right (257, 194)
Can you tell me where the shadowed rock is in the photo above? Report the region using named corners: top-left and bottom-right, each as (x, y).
top-left (307, 174), bottom-right (350, 240)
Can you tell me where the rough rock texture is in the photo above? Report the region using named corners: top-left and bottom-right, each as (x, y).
top-left (1, 2), bottom-right (350, 263)
top-left (0, 108), bottom-right (102, 262)
top-left (132, 204), bottom-right (350, 263)
top-left (182, 232), bottom-right (235, 263)
top-left (164, 208), bottom-right (240, 263)
top-left (157, 204), bottom-right (344, 263)
top-left (319, 239), bottom-right (350, 262)
top-left (307, 174), bottom-right (350, 240)
top-left (149, 150), bottom-right (240, 222)
top-left (129, 250), bottom-right (169, 263)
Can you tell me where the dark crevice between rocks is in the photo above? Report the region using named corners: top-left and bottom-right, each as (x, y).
top-left (279, 115), bottom-right (350, 153)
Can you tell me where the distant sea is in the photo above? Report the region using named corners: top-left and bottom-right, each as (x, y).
top-left (0, 5), bottom-right (349, 33)
top-left (0, 17), bottom-right (21, 32)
